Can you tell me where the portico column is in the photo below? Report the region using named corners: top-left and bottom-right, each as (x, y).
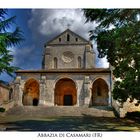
top-left (14, 76), bottom-right (22, 106)
top-left (39, 76), bottom-right (46, 105)
top-left (108, 91), bottom-right (112, 106)
top-left (84, 76), bottom-right (90, 107)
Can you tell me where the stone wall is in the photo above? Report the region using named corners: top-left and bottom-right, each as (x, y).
top-left (15, 72), bottom-right (111, 107)
top-left (48, 29), bottom-right (89, 45)
top-left (0, 84), bottom-right (9, 105)
top-left (113, 98), bottom-right (140, 118)
top-left (0, 83), bottom-right (15, 111)
top-left (45, 74), bottom-right (85, 106)
top-left (8, 29), bottom-right (113, 111)
top-left (44, 45), bottom-right (95, 69)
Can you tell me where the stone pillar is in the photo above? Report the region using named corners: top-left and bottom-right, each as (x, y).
top-left (74, 80), bottom-right (80, 107)
top-left (39, 76), bottom-right (46, 105)
top-left (76, 82), bottom-right (80, 106)
top-left (85, 45), bottom-right (95, 68)
top-left (108, 91), bottom-right (112, 106)
top-left (14, 76), bottom-right (22, 106)
top-left (84, 76), bottom-right (90, 107)
top-left (45, 47), bottom-right (52, 69)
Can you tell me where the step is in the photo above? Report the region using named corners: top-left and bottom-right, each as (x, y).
top-left (5, 106), bottom-right (115, 117)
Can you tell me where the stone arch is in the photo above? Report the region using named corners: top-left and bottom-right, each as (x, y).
top-left (91, 77), bottom-right (110, 89)
top-left (54, 78), bottom-right (77, 106)
top-left (91, 78), bottom-right (109, 106)
top-left (22, 78), bottom-right (39, 106)
top-left (54, 76), bottom-right (78, 90)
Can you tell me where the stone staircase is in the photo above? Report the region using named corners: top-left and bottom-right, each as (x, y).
top-left (5, 105), bottom-right (115, 117)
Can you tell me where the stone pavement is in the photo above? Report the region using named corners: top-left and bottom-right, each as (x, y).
top-left (5, 106), bottom-right (115, 117)
top-left (0, 106), bottom-right (140, 131)
top-left (0, 115), bottom-right (140, 131)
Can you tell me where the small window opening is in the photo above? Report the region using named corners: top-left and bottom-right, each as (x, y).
top-left (67, 34), bottom-right (70, 41)
top-left (59, 38), bottom-right (61, 42)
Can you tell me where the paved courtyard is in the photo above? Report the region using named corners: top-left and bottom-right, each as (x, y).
top-left (0, 115), bottom-right (140, 131)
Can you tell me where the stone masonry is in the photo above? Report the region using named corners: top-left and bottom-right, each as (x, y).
top-left (14, 29), bottom-right (112, 108)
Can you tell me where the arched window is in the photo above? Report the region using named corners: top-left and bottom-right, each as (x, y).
top-left (67, 34), bottom-right (70, 41)
top-left (54, 57), bottom-right (58, 69)
top-left (78, 56), bottom-right (82, 68)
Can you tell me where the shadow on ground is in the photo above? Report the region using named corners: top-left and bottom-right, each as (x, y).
top-left (1, 114), bottom-right (140, 131)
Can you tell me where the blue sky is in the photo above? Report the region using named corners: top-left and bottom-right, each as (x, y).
top-left (0, 9), bottom-right (109, 82)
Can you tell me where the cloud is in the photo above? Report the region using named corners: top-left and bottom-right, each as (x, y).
top-left (1, 9), bottom-right (109, 82)
top-left (28, 9), bottom-right (109, 68)
top-left (97, 57), bottom-right (109, 68)
top-left (11, 45), bottom-right (42, 69)
top-left (28, 9), bottom-right (95, 40)
top-left (93, 43), bottom-right (109, 68)
top-left (15, 9), bottom-right (109, 70)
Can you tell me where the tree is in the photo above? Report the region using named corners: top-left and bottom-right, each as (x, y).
top-left (83, 9), bottom-right (140, 103)
top-left (0, 9), bottom-right (23, 76)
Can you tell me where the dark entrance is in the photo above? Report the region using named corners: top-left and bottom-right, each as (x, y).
top-left (64, 95), bottom-right (73, 106)
top-left (33, 98), bottom-right (39, 106)
top-left (54, 78), bottom-right (77, 106)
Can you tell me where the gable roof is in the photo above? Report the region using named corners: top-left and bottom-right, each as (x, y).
top-left (47, 29), bottom-right (90, 45)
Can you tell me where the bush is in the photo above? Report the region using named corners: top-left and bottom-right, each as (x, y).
top-left (0, 107), bottom-right (5, 112)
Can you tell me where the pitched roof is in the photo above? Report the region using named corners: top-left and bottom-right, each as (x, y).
top-left (47, 29), bottom-right (91, 45)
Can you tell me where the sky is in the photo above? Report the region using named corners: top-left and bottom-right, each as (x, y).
top-left (0, 9), bottom-right (109, 82)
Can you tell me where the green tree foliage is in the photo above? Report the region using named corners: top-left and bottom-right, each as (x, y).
top-left (84, 9), bottom-right (140, 103)
top-left (0, 9), bottom-right (23, 76)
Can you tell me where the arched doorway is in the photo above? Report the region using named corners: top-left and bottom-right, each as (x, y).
top-left (54, 78), bottom-right (77, 106)
top-left (92, 78), bottom-right (109, 106)
top-left (22, 78), bottom-right (39, 106)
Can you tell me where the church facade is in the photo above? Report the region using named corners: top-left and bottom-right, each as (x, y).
top-left (14, 29), bottom-right (112, 107)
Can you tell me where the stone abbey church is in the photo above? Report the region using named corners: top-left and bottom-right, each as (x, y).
top-left (14, 29), bottom-right (112, 107)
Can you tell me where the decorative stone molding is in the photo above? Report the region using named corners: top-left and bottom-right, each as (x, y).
top-left (62, 51), bottom-right (74, 63)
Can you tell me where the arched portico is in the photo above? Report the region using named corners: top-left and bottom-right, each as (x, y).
top-left (54, 78), bottom-right (77, 106)
top-left (22, 78), bottom-right (39, 106)
top-left (91, 78), bottom-right (109, 106)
